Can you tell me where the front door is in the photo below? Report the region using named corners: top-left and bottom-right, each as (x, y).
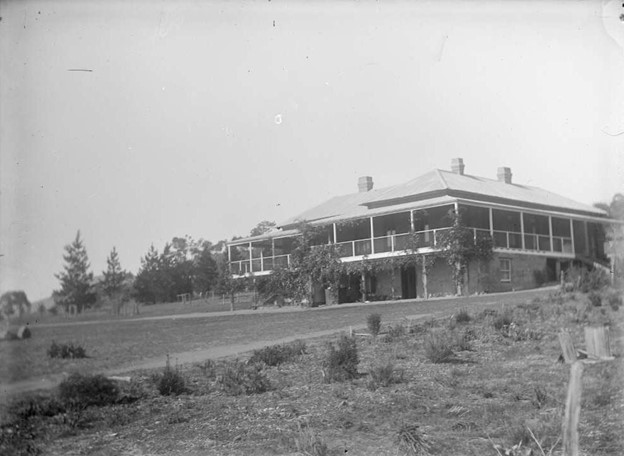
top-left (401, 265), bottom-right (417, 299)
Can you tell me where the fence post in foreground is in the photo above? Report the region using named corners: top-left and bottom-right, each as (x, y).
top-left (562, 361), bottom-right (584, 456)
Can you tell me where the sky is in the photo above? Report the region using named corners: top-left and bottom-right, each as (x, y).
top-left (1, 0), bottom-right (623, 301)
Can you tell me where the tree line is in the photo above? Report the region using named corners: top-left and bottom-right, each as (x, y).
top-left (38, 220), bottom-right (277, 315)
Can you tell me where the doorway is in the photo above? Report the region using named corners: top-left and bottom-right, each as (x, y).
top-left (401, 265), bottom-right (417, 299)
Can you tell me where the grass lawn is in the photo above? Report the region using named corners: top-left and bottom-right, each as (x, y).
top-left (1, 287), bottom-right (623, 455)
top-left (1, 289), bottom-right (550, 385)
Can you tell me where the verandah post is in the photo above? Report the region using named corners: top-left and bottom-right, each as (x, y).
top-left (422, 256), bottom-right (428, 299)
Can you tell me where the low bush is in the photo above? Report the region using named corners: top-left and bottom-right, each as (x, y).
top-left (157, 357), bottom-right (187, 396)
top-left (455, 308), bottom-right (471, 324)
top-left (588, 291), bottom-right (602, 307)
top-left (322, 335), bottom-right (359, 383)
top-left (493, 313), bottom-right (513, 331)
top-left (383, 323), bottom-right (407, 343)
top-left (397, 424), bottom-right (431, 456)
top-left (248, 340), bottom-right (306, 366)
top-left (424, 331), bottom-right (455, 363)
top-left (7, 394), bottom-right (66, 421)
top-left (216, 360), bottom-right (271, 396)
top-left (367, 313), bottom-right (382, 337)
top-left (58, 373), bottom-right (119, 410)
top-left (368, 362), bottom-right (404, 390)
top-left (47, 341), bottom-right (87, 359)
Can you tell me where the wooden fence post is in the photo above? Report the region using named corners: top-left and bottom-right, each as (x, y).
top-left (562, 361), bottom-right (584, 456)
top-left (584, 326), bottom-right (613, 360)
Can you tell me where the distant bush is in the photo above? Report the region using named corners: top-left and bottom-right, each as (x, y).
top-left (248, 340), bottom-right (306, 366)
top-left (424, 331), bottom-right (455, 363)
top-left (368, 362), bottom-right (404, 390)
top-left (566, 267), bottom-right (610, 293)
top-left (367, 313), bottom-right (382, 337)
top-left (157, 356), bottom-right (187, 396)
top-left (588, 291), bottom-right (602, 307)
top-left (322, 335), bottom-right (359, 383)
top-left (216, 360), bottom-right (271, 396)
top-left (58, 373), bottom-right (119, 410)
top-left (47, 341), bottom-right (86, 359)
top-left (455, 308), bottom-right (471, 324)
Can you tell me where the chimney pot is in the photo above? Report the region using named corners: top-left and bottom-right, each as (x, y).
top-left (358, 176), bottom-right (374, 192)
top-left (451, 158), bottom-right (465, 175)
top-left (497, 167), bottom-right (512, 184)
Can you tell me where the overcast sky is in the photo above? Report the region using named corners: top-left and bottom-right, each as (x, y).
top-left (1, 0), bottom-right (623, 301)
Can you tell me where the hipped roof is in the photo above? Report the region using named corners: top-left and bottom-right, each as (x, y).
top-left (230, 168), bottom-right (608, 245)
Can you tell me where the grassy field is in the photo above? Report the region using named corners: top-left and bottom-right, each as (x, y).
top-left (1, 289), bottom-right (550, 385)
top-left (1, 287), bottom-right (622, 455)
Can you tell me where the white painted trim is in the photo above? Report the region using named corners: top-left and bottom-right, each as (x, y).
top-left (455, 198), bottom-right (612, 223)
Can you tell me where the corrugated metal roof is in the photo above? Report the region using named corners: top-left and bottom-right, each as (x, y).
top-left (232, 167), bottom-right (608, 244)
top-left (364, 170), bottom-right (606, 216)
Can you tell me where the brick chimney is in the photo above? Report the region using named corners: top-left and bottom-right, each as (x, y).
top-left (451, 158), bottom-right (465, 175)
top-left (358, 176), bottom-right (374, 192)
top-left (497, 167), bottom-right (512, 184)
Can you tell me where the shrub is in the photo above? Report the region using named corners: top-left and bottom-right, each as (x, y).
top-left (367, 313), bottom-right (382, 337)
top-left (493, 313), bottom-right (513, 331)
top-left (47, 341), bottom-right (87, 359)
top-left (397, 424), bottom-right (431, 456)
top-left (383, 324), bottom-right (407, 343)
top-left (606, 290), bottom-right (622, 311)
top-left (216, 360), bottom-right (271, 395)
top-left (455, 308), bottom-right (471, 323)
top-left (424, 331), bottom-right (455, 363)
top-left (567, 266), bottom-right (610, 293)
top-left (157, 356), bottom-right (187, 396)
top-left (58, 373), bottom-right (119, 410)
top-left (322, 335), bottom-right (359, 383)
top-left (7, 394), bottom-right (66, 421)
top-left (248, 340), bottom-right (306, 366)
top-left (368, 362), bottom-right (404, 390)
top-left (588, 291), bottom-right (602, 307)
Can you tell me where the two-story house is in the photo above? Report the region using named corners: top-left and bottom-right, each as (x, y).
top-left (228, 159), bottom-right (612, 304)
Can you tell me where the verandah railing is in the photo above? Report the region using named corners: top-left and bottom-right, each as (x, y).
top-left (230, 227), bottom-right (574, 274)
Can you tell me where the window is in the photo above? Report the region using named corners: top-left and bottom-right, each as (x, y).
top-left (500, 258), bottom-right (511, 282)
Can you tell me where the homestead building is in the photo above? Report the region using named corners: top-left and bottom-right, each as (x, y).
top-left (228, 159), bottom-right (612, 305)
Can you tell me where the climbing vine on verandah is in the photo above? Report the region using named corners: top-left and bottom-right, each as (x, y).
top-left (258, 213), bottom-right (494, 303)
top-left (436, 211), bottom-right (494, 295)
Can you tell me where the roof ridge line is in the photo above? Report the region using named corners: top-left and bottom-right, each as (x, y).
top-left (435, 168), bottom-right (450, 190)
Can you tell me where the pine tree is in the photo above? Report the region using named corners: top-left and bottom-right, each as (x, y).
top-left (53, 231), bottom-right (96, 313)
top-left (102, 247), bottom-right (126, 298)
